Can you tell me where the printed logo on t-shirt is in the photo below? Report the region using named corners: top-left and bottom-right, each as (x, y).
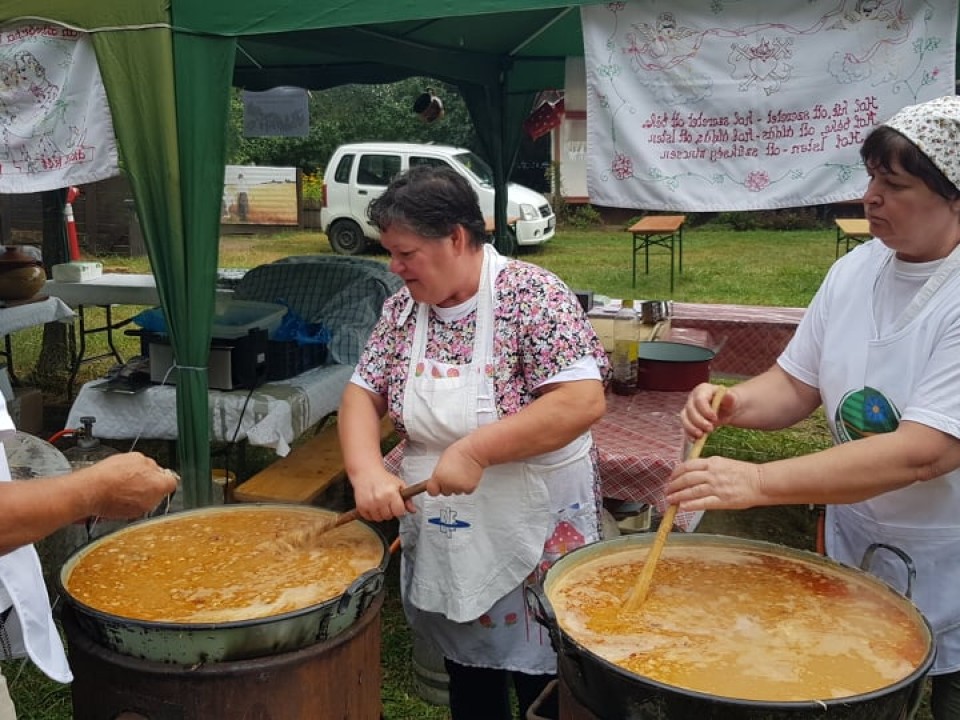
top-left (834, 386), bottom-right (901, 443)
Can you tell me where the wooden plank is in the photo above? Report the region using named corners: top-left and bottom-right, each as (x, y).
top-left (233, 415), bottom-right (395, 504)
top-left (626, 215), bottom-right (686, 234)
top-left (835, 218), bottom-right (871, 237)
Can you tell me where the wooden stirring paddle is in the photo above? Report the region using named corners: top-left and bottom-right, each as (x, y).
top-left (621, 387), bottom-right (727, 613)
top-left (280, 480), bottom-right (428, 550)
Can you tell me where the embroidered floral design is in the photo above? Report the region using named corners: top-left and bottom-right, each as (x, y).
top-left (612, 152), bottom-right (634, 180)
top-left (745, 169), bottom-right (771, 191)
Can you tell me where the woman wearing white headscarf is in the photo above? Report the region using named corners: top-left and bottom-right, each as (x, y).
top-left (669, 95), bottom-right (960, 719)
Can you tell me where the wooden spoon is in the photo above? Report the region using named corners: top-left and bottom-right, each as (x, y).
top-left (621, 387), bottom-right (726, 613)
top-left (280, 480), bottom-right (428, 550)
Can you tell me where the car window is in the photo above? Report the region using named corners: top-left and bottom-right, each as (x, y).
top-left (410, 156), bottom-right (451, 171)
top-left (357, 154), bottom-right (402, 186)
top-left (333, 154), bottom-right (354, 184)
top-left (451, 151), bottom-right (494, 187)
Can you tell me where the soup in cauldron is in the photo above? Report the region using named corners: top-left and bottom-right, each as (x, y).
top-left (548, 543), bottom-right (929, 702)
top-left (64, 506), bottom-right (383, 623)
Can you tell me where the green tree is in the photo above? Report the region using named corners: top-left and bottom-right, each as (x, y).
top-left (229, 78), bottom-right (477, 175)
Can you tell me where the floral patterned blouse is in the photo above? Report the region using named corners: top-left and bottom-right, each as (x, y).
top-left (354, 258), bottom-right (609, 435)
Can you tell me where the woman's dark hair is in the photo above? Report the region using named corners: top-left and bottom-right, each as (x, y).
top-left (367, 164), bottom-right (487, 247)
top-left (860, 125), bottom-right (960, 201)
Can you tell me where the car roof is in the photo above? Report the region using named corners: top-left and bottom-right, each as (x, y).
top-left (332, 142), bottom-right (470, 156)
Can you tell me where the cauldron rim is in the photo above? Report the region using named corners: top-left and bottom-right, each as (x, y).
top-left (58, 503), bottom-right (389, 630)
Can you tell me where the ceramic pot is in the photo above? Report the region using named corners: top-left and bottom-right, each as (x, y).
top-left (0, 247), bottom-right (44, 302)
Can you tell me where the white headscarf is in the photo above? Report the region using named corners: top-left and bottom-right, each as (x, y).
top-left (884, 95), bottom-right (960, 192)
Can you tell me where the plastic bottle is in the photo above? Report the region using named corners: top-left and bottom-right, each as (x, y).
top-left (611, 301), bottom-right (639, 395)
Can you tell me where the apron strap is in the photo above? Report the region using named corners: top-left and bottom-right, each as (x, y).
top-left (892, 242), bottom-right (960, 333)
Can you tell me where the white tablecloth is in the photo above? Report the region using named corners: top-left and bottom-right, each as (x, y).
top-left (66, 363), bottom-right (354, 455)
top-left (0, 297), bottom-right (74, 335)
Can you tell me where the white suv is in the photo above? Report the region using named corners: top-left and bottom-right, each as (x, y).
top-left (320, 142), bottom-right (556, 255)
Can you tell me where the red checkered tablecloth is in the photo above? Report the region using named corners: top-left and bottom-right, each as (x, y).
top-left (382, 389), bottom-right (700, 531)
top-left (670, 302), bottom-right (805, 378)
top-left (594, 391), bottom-right (700, 531)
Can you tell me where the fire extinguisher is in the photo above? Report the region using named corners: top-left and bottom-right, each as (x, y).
top-left (64, 186), bottom-right (81, 261)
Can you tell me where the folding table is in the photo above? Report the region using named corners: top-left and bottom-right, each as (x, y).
top-left (626, 215), bottom-right (686, 293)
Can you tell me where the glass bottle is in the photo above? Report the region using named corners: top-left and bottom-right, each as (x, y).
top-left (611, 301), bottom-right (639, 395)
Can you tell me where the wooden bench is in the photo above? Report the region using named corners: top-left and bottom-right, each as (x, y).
top-left (232, 415), bottom-right (395, 504)
top-left (834, 218), bottom-right (871, 258)
top-left (483, 216), bottom-right (520, 235)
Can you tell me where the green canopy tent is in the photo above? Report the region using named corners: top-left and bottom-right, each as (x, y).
top-left (0, 1), bottom-right (595, 506)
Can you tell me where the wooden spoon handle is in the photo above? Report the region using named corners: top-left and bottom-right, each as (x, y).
top-left (622, 387), bottom-right (727, 613)
top-left (332, 480), bottom-right (429, 529)
top-left (282, 480), bottom-right (429, 549)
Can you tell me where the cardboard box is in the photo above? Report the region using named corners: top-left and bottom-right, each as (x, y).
top-left (9, 387), bottom-right (43, 435)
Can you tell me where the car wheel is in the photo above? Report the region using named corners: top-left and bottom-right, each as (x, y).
top-left (328, 220), bottom-right (369, 255)
top-left (493, 228), bottom-right (518, 257)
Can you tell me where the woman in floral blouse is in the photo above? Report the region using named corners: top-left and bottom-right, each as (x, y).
top-left (338, 164), bottom-right (608, 720)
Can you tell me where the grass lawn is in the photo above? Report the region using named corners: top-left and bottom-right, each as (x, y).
top-left (4, 221), bottom-right (932, 719)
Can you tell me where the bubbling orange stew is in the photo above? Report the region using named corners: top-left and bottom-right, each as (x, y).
top-left (64, 507), bottom-right (383, 624)
top-left (548, 544), bottom-right (929, 702)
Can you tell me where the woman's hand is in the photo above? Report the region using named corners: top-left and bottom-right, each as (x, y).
top-left (351, 468), bottom-right (416, 522)
top-left (427, 439), bottom-right (484, 496)
top-left (666, 456), bottom-right (763, 511)
top-left (680, 383), bottom-right (736, 440)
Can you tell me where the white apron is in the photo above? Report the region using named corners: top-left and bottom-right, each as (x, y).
top-left (399, 245), bottom-right (598, 673)
top-left (0, 415), bottom-right (72, 683)
top-left (820, 247), bottom-right (960, 674)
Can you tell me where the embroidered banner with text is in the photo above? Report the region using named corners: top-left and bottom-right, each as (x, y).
top-left (582, 1), bottom-right (957, 211)
top-left (0, 22), bottom-right (119, 193)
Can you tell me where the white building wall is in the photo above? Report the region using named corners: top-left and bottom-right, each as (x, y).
top-left (553, 57), bottom-right (588, 202)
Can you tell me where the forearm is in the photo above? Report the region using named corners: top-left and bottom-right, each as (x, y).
top-left (728, 366), bottom-right (822, 430)
top-left (339, 383), bottom-right (390, 480)
top-left (0, 474), bottom-right (96, 554)
top-left (754, 421), bottom-right (960, 505)
top-left (459, 379), bottom-right (605, 468)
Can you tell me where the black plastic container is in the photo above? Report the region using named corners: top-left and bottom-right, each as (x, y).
top-left (266, 340), bottom-right (327, 381)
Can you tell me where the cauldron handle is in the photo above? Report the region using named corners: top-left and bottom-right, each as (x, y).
top-left (859, 543), bottom-right (916, 599)
top-left (525, 585), bottom-right (564, 650)
top-left (337, 568), bottom-right (386, 615)
top-left (525, 585), bottom-right (554, 626)
top-left (525, 584), bottom-right (591, 683)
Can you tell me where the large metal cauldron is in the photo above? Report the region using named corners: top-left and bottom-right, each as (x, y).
top-left (527, 534), bottom-right (934, 720)
top-left (57, 504), bottom-right (389, 665)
